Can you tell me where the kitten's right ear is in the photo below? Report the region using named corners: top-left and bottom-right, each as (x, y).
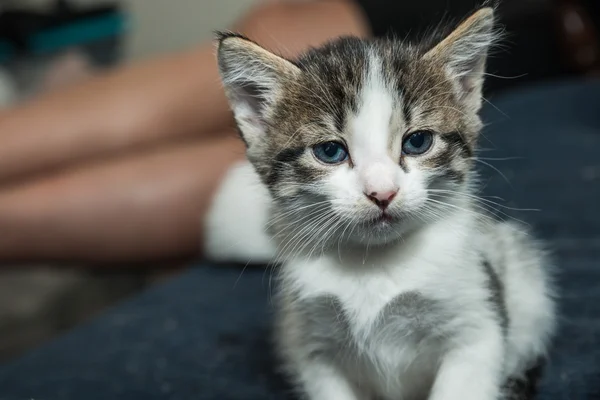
top-left (216, 32), bottom-right (300, 148)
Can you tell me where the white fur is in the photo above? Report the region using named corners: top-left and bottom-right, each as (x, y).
top-left (351, 53), bottom-right (399, 197)
top-left (283, 211), bottom-right (480, 398)
top-left (204, 161), bottom-right (276, 263)
top-left (300, 363), bottom-right (365, 400)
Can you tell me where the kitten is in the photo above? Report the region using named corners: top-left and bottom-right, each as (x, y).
top-left (214, 6), bottom-right (555, 400)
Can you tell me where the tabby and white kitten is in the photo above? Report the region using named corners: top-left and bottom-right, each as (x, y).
top-left (213, 7), bottom-right (555, 400)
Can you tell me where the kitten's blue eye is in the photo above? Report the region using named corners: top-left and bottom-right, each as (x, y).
top-left (313, 141), bottom-right (349, 164)
top-left (402, 130), bottom-right (434, 155)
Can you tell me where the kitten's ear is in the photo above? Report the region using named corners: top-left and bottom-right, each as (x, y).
top-left (423, 7), bottom-right (496, 111)
top-left (216, 32), bottom-right (300, 148)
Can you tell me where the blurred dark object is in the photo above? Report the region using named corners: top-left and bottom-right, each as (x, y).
top-left (555, 0), bottom-right (600, 75)
top-left (0, 1), bottom-right (128, 103)
top-left (0, 269), bottom-right (147, 361)
top-left (0, 265), bottom-right (182, 362)
top-left (0, 0), bottom-right (127, 66)
top-left (358, 0), bottom-right (600, 94)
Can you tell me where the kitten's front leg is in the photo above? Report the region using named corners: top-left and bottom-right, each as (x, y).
top-left (429, 325), bottom-right (504, 400)
top-left (296, 362), bottom-right (362, 400)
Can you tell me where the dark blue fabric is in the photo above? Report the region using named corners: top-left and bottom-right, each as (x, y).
top-left (1, 80), bottom-right (600, 399)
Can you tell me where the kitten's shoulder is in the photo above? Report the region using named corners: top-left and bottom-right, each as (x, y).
top-left (478, 219), bottom-right (548, 261)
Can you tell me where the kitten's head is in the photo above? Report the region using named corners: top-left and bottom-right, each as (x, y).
top-left (217, 8), bottom-right (496, 249)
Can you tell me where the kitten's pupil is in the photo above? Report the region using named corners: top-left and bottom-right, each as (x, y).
top-left (323, 143), bottom-right (339, 157)
top-left (409, 133), bottom-right (425, 148)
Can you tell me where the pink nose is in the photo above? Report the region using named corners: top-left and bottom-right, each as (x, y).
top-left (365, 190), bottom-right (398, 210)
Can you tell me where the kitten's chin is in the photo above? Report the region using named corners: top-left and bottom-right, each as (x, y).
top-left (346, 216), bottom-right (419, 247)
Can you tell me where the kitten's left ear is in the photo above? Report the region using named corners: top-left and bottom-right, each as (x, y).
top-left (423, 7), bottom-right (496, 111)
top-left (216, 32), bottom-right (301, 149)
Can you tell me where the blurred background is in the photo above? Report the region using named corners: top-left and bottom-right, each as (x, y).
top-left (0, 0), bottom-right (257, 102)
top-left (0, 0), bottom-right (257, 362)
top-left (0, 0), bottom-right (598, 364)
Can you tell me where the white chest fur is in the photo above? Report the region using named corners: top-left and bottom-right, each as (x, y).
top-left (282, 212), bottom-right (478, 324)
top-left (278, 213), bottom-right (486, 398)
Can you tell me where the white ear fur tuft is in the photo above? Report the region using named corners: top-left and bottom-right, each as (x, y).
top-left (424, 8), bottom-right (497, 110)
top-left (216, 33), bottom-right (300, 148)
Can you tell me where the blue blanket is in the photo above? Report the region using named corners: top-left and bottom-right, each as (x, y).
top-left (0, 80), bottom-right (599, 399)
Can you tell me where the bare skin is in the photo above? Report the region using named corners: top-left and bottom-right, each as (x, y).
top-left (0, 0), bottom-right (370, 263)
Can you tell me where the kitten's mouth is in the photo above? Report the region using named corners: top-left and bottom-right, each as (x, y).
top-left (380, 213), bottom-right (394, 222)
top-left (370, 212), bottom-right (398, 225)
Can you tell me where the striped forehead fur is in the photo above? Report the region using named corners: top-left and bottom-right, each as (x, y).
top-left (243, 39), bottom-right (478, 191)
